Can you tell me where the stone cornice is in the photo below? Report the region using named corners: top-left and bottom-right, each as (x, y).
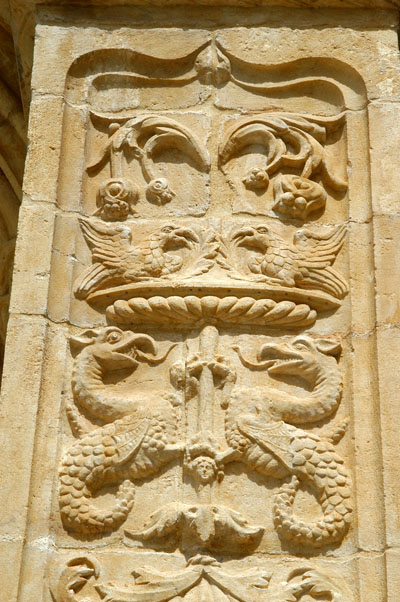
top-left (6, 0), bottom-right (400, 116)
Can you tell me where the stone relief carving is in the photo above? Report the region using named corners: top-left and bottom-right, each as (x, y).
top-left (189, 333), bottom-right (352, 548)
top-left (230, 223), bottom-right (348, 298)
top-left (87, 115), bottom-right (210, 218)
top-left (60, 327), bottom-right (183, 533)
top-left (76, 218), bottom-right (347, 299)
top-left (107, 295), bottom-right (318, 329)
top-left (229, 337), bottom-right (352, 547)
top-left (219, 113), bottom-right (347, 217)
top-left (59, 325), bottom-right (352, 547)
top-left (53, 555), bottom-right (353, 602)
top-left (75, 218), bottom-right (348, 331)
top-left (74, 220), bottom-right (202, 298)
top-left (278, 567), bottom-right (354, 602)
top-left (52, 30), bottom-right (358, 602)
top-left (52, 556), bottom-right (100, 602)
top-left (273, 175), bottom-right (327, 221)
top-left (94, 178), bottom-right (139, 221)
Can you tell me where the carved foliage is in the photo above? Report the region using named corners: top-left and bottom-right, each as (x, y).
top-left (54, 556), bottom-right (353, 602)
top-left (57, 34), bottom-right (356, 602)
top-left (87, 115), bottom-right (210, 218)
top-left (277, 567), bottom-right (354, 602)
top-left (219, 113), bottom-right (347, 219)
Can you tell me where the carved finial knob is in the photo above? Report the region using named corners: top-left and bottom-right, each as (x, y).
top-left (243, 167), bottom-right (269, 191)
top-left (146, 177), bottom-right (176, 205)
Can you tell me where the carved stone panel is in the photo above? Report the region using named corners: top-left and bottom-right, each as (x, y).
top-left (51, 28), bottom-right (355, 597)
top-left (4, 5), bottom-right (400, 602)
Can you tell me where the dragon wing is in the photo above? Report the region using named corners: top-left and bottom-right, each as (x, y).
top-left (112, 414), bottom-right (151, 464)
top-left (293, 225), bottom-right (346, 268)
top-left (237, 417), bottom-right (294, 470)
top-left (75, 218), bottom-right (138, 297)
top-left (291, 225), bottom-right (348, 298)
top-left (79, 218), bottom-right (135, 268)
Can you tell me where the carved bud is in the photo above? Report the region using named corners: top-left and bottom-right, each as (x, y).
top-left (243, 167), bottom-right (269, 191)
top-left (146, 177), bottom-right (176, 205)
top-left (194, 45), bottom-right (231, 85)
top-left (95, 178), bottom-right (138, 220)
top-left (273, 175), bottom-right (327, 220)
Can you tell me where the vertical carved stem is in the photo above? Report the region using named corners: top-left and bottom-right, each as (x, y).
top-left (110, 148), bottom-right (123, 178)
top-left (198, 325), bottom-right (219, 434)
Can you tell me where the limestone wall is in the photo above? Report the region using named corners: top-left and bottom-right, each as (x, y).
top-left (1, 3), bottom-right (400, 601)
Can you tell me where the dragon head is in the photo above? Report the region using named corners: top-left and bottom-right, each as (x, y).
top-left (256, 335), bottom-right (342, 378)
top-left (70, 327), bottom-right (166, 370)
top-left (234, 335), bottom-right (341, 381)
top-left (232, 225), bottom-right (271, 250)
top-left (159, 224), bottom-right (199, 249)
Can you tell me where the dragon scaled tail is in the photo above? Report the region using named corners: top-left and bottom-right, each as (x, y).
top-left (59, 477), bottom-right (135, 534)
top-left (273, 437), bottom-right (352, 547)
top-left (324, 418), bottom-right (349, 445)
top-left (58, 420), bottom-right (143, 534)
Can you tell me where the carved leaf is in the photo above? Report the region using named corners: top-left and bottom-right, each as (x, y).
top-left (125, 502), bottom-right (263, 553)
top-left (281, 567), bottom-right (354, 602)
top-left (107, 295), bottom-right (317, 328)
top-left (88, 115), bottom-right (210, 186)
top-left (95, 566), bottom-right (201, 602)
top-left (219, 112), bottom-right (347, 193)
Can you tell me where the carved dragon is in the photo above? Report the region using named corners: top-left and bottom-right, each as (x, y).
top-left (220, 335), bottom-right (352, 547)
top-left (59, 327), bottom-right (183, 534)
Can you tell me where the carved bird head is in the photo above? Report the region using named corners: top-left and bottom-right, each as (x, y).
top-left (232, 225), bottom-right (271, 250)
top-left (159, 224), bottom-right (199, 250)
top-left (70, 327), bottom-right (160, 370)
top-left (256, 335), bottom-right (342, 378)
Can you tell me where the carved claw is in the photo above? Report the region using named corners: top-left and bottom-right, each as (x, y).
top-left (164, 442), bottom-right (186, 456)
top-left (208, 357), bottom-right (237, 409)
top-left (186, 354), bottom-right (205, 378)
top-left (208, 356), bottom-right (236, 385)
top-left (55, 556), bottom-right (100, 602)
top-left (215, 447), bottom-right (242, 466)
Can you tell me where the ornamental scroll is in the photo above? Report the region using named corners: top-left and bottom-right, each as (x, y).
top-left (54, 35), bottom-right (355, 602)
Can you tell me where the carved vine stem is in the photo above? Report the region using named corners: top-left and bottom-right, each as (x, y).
top-left (197, 325), bottom-right (219, 434)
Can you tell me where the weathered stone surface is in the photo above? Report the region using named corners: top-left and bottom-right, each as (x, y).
top-left (0, 3), bottom-right (399, 602)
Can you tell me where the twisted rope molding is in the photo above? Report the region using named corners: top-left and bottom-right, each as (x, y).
top-left (106, 295), bottom-right (317, 328)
